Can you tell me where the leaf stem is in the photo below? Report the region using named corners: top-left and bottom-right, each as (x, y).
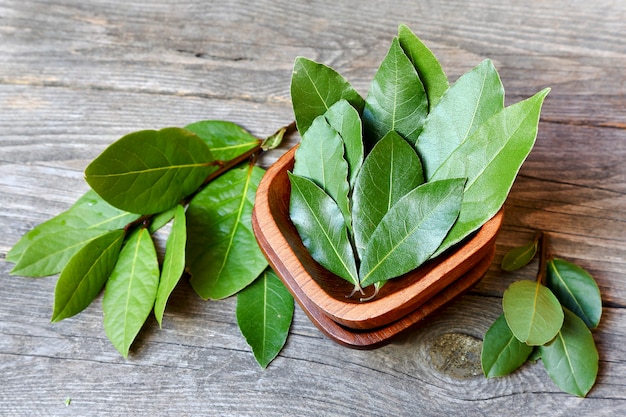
top-left (536, 231), bottom-right (550, 285)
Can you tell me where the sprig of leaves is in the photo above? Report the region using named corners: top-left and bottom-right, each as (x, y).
top-left (8, 121), bottom-right (294, 366)
top-left (482, 232), bottom-right (602, 397)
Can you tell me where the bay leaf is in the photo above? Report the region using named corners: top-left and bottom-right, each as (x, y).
top-left (288, 173), bottom-right (359, 287)
top-left (85, 127), bottom-right (215, 214)
top-left (416, 59), bottom-right (504, 179)
top-left (184, 120), bottom-right (260, 162)
top-left (481, 314), bottom-right (534, 378)
top-left (431, 88), bottom-right (550, 257)
top-left (236, 268), bottom-right (294, 368)
top-left (539, 309), bottom-right (599, 397)
top-left (547, 258), bottom-right (602, 329)
top-left (103, 227), bottom-right (160, 358)
top-left (397, 24), bottom-right (449, 110)
top-left (362, 37), bottom-right (428, 149)
top-left (51, 230), bottom-right (125, 322)
top-left (291, 57), bottom-right (365, 135)
top-left (154, 205), bottom-right (187, 327)
top-left (503, 280), bottom-right (564, 346)
top-left (501, 236), bottom-right (539, 272)
top-left (359, 178), bottom-right (464, 288)
top-left (352, 130), bottom-right (424, 258)
top-left (186, 164), bottom-right (268, 300)
top-left (323, 99), bottom-right (364, 186)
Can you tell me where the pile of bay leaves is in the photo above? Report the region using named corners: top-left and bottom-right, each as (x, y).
top-left (288, 24), bottom-right (549, 296)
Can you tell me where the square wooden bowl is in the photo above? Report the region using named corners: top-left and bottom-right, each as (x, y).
top-left (252, 146), bottom-right (503, 349)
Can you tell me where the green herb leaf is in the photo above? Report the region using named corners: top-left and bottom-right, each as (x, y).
top-left (184, 120), bottom-right (260, 161)
top-left (431, 88), bottom-right (550, 257)
top-left (288, 173), bottom-right (359, 287)
top-left (293, 115), bottom-right (352, 231)
top-left (10, 228), bottom-right (111, 277)
top-left (503, 280), bottom-right (564, 346)
top-left (154, 205), bottom-right (186, 327)
top-left (352, 130), bottom-right (424, 257)
top-left (291, 57), bottom-right (365, 135)
top-left (359, 178), bottom-right (464, 288)
top-left (547, 258), bottom-right (602, 329)
top-left (397, 24), bottom-right (449, 110)
top-left (85, 127), bottom-right (215, 214)
top-left (103, 228), bottom-right (160, 357)
top-left (501, 236), bottom-right (540, 272)
top-left (416, 59), bottom-right (504, 179)
top-left (8, 190), bottom-right (139, 263)
top-left (362, 37), bottom-right (428, 149)
top-left (186, 164), bottom-right (268, 299)
top-left (51, 230), bottom-right (125, 322)
top-left (148, 206), bottom-right (177, 233)
top-left (539, 309), bottom-right (599, 397)
top-left (481, 314), bottom-right (534, 378)
top-left (323, 99), bottom-right (364, 186)
top-left (236, 268), bottom-right (294, 368)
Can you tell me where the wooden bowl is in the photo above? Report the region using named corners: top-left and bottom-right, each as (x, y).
top-left (252, 146), bottom-right (503, 347)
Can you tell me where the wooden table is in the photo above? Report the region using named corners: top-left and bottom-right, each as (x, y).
top-left (1, 0), bottom-right (625, 415)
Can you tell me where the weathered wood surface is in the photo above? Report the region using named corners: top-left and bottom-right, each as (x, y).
top-left (1, 0), bottom-right (625, 415)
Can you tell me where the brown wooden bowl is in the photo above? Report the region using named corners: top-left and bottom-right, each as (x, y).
top-left (252, 146), bottom-right (503, 345)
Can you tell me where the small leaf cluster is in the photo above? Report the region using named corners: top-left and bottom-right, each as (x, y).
top-left (8, 121), bottom-right (294, 366)
top-left (482, 233), bottom-right (602, 397)
top-left (288, 25), bottom-right (550, 296)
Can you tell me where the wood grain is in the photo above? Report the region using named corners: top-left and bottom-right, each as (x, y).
top-left (1, 0), bottom-right (625, 415)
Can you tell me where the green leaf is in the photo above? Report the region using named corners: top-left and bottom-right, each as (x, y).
top-left (293, 115), bottom-right (351, 231)
top-left (148, 206), bottom-right (177, 233)
top-left (236, 268), bottom-right (294, 368)
top-left (397, 24), bottom-right (449, 110)
top-left (51, 230), bottom-right (125, 322)
top-left (359, 178), bottom-right (464, 288)
top-left (416, 59), bottom-right (504, 179)
top-left (103, 227), bottom-right (160, 358)
top-left (540, 309), bottom-right (599, 397)
top-left (431, 88), bottom-right (550, 257)
top-left (547, 258), bottom-right (602, 329)
top-left (362, 37), bottom-right (428, 149)
top-left (323, 99), bottom-right (364, 186)
top-left (184, 120), bottom-right (260, 161)
top-left (352, 130), bottom-right (424, 257)
top-left (85, 127), bottom-right (215, 214)
top-left (186, 164), bottom-right (268, 299)
top-left (288, 173), bottom-right (359, 287)
top-left (10, 228), bottom-right (111, 277)
top-left (291, 57), bottom-right (365, 135)
top-left (501, 236), bottom-right (540, 272)
top-left (8, 190), bottom-right (139, 263)
top-left (154, 205), bottom-right (186, 327)
top-left (503, 280), bottom-right (564, 346)
top-left (481, 314), bottom-right (533, 378)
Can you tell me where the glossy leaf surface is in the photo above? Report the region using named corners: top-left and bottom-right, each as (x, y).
top-left (482, 314), bottom-right (534, 378)
top-left (52, 230), bottom-right (125, 322)
top-left (503, 280), bottom-right (564, 346)
top-left (186, 164), bottom-right (268, 299)
top-left (362, 37), bottom-right (428, 149)
top-left (352, 130), bottom-right (424, 257)
top-left (547, 258), bottom-right (602, 329)
top-left (291, 57), bottom-right (365, 135)
top-left (397, 24), bottom-right (448, 110)
top-left (431, 88), bottom-right (550, 257)
top-left (288, 173), bottom-right (359, 287)
top-left (185, 120), bottom-right (260, 161)
top-left (236, 269), bottom-right (294, 368)
top-left (416, 59), bottom-right (504, 179)
top-left (103, 228), bottom-right (160, 358)
top-left (324, 99), bottom-right (364, 186)
top-left (154, 205), bottom-right (186, 327)
top-left (359, 178), bottom-right (464, 287)
top-left (293, 115), bottom-right (351, 230)
top-left (501, 237), bottom-right (539, 272)
top-left (540, 309), bottom-right (599, 397)
top-left (85, 127), bottom-right (215, 214)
